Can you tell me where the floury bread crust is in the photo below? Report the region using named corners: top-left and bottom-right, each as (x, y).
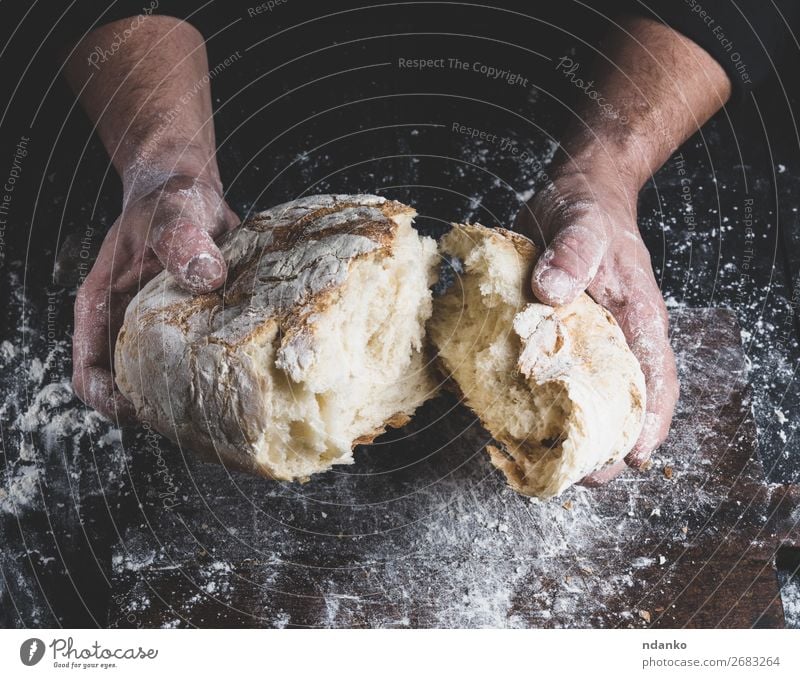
top-left (428, 224), bottom-right (646, 498)
top-left (115, 194), bottom-right (439, 481)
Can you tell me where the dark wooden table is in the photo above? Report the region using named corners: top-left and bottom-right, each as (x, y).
top-left (98, 309), bottom-right (797, 628)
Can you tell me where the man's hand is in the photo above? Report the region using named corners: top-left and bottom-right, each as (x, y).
top-left (63, 15), bottom-right (233, 421)
top-left (513, 15), bottom-right (732, 482)
top-left (515, 170), bottom-right (677, 479)
top-left (72, 173), bottom-right (239, 421)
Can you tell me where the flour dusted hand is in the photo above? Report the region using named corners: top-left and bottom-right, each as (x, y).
top-left (515, 171), bottom-right (679, 477)
top-left (72, 173), bottom-right (239, 422)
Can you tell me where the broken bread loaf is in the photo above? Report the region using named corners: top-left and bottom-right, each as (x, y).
top-left (428, 223), bottom-right (646, 498)
top-left (115, 194), bottom-right (439, 481)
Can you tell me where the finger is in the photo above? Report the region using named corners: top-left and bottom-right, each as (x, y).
top-left (73, 365), bottom-right (137, 424)
top-left (531, 221), bottom-right (610, 306)
top-left (149, 220), bottom-right (227, 293)
top-left (626, 344), bottom-right (678, 467)
top-left (578, 459), bottom-right (627, 487)
top-left (624, 308), bottom-right (678, 466)
top-left (596, 273), bottom-right (679, 467)
top-left (73, 279), bottom-right (136, 424)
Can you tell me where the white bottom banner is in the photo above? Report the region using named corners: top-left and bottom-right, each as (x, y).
top-left (1, 629), bottom-right (798, 677)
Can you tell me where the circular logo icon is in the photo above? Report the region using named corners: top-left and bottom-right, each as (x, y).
top-left (20, 638), bottom-right (45, 666)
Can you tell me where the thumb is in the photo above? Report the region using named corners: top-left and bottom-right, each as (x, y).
top-left (531, 221), bottom-right (609, 306)
top-left (149, 219), bottom-right (228, 293)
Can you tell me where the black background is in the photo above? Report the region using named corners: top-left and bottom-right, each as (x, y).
top-left (0, 1), bottom-right (798, 627)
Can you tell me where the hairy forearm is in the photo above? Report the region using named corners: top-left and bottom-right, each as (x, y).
top-left (63, 15), bottom-right (218, 190)
top-left (553, 15), bottom-right (731, 188)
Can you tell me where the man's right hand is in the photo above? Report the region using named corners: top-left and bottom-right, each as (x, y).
top-left (62, 15), bottom-right (236, 421)
top-left (72, 173), bottom-right (239, 421)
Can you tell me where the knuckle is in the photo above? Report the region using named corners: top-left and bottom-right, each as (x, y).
top-left (149, 218), bottom-right (183, 252)
top-left (551, 232), bottom-right (602, 278)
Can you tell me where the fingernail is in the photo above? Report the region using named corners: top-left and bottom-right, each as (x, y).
top-left (537, 267), bottom-right (575, 303)
top-left (186, 253), bottom-right (223, 286)
top-left (626, 449), bottom-right (651, 469)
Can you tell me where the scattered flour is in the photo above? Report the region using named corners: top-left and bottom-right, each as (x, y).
top-left (781, 577), bottom-right (800, 629)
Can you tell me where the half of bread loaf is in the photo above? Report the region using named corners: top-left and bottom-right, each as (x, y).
top-left (428, 223), bottom-right (646, 498)
top-left (115, 194), bottom-right (439, 481)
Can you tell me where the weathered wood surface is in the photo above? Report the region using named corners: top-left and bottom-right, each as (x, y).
top-left (105, 308), bottom-right (799, 628)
